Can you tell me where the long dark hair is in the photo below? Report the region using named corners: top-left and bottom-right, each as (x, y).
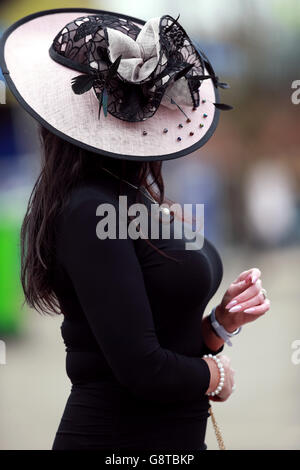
top-left (21, 124), bottom-right (165, 315)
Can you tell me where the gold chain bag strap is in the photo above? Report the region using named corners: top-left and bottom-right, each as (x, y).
top-left (208, 405), bottom-right (226, 450)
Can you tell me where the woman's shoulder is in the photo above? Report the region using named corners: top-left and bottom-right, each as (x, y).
top-left (68, 178), bottom-right (118, 208)
top-left (55, 178), bottom-right (119, 234)
top-left (54, 177), bottom-right (136, 261)
top-left (71, 171), bottom-right (129, 210)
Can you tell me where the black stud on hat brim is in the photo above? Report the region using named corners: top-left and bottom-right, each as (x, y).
top-left (0, 7), bottom-right (228, 162)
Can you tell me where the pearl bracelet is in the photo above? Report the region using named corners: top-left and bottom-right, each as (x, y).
top-left (203, 354), bottom-right (225, 397)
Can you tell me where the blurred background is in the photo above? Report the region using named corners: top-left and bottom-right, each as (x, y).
top-left (0, 0), bottom-right (299, 450)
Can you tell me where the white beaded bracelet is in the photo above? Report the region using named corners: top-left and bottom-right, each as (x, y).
top-left (203, 354), bottom-right (225, 397)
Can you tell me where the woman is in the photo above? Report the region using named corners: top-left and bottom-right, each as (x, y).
top-left (1, 9), bottom-right (270, 450)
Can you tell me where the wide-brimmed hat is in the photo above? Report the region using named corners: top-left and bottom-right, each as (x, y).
top-left (0, 7), bottom-right (231, 161)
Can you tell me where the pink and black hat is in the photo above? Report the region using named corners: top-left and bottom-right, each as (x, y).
top-left (0, 8), bottom-right (232, 161)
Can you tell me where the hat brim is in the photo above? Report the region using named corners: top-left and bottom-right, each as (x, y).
top-left (0, 7), bottom-right (220, 162)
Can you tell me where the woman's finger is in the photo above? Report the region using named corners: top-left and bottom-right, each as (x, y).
top-left (233, 267), bottom-right (261, 285)
top-left (243, 298), bottom-right (271, 315)
top-left (226, 279), bottom-right (251, 300)
top-left (229, 291), bottom-right (265, 312)
top-left (225, 279), bottom-right (262, 310)
top-left (218, 354), bottom-right (231, 365)
top-left (229, 368), bottom-right (235, 388)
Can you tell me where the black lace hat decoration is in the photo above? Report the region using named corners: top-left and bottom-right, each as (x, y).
top-left (49, 13), bottom-right (232, 122)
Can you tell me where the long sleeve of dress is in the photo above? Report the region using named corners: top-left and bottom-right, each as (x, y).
top-left (57, 197), bottom-right (211, 404)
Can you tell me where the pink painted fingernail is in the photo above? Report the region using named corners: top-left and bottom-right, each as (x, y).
top-left (229, 305), bottom-right (242, 313)
top-left (251, 275), bottom-right (258, 284)
top-left (225, 299), bottom-right (237, 310)
top-left (244, 307), bottom-right (256, 313)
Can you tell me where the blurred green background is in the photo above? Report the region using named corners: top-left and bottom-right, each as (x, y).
top-left (0, 0), bottom-right (299, 450)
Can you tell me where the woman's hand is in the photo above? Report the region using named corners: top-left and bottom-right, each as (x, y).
top-left (203, 354), bottom-right (235, 402)
top-left (215, 267), bottom-right (270, 332)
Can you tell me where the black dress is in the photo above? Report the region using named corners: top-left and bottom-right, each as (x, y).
top-left (51, 160), bottom-right (223, 451)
